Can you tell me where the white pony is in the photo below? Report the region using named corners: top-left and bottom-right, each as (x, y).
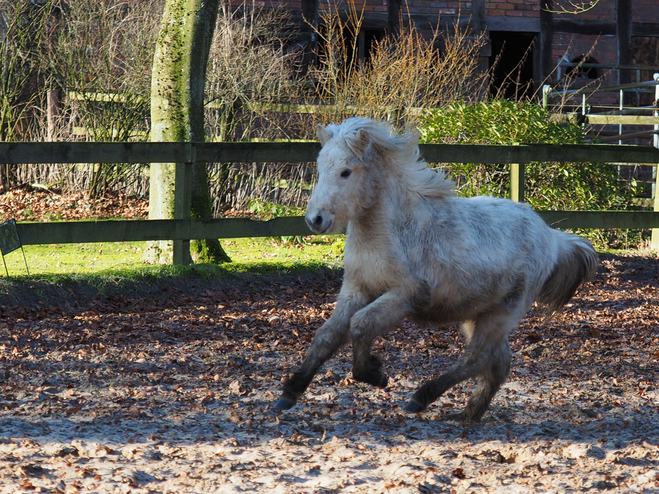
top-left (276, 117), bottom-right (598, 422)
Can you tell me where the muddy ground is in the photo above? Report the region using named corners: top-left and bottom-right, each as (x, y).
top-left (0, 252), bottom-right (658, 493)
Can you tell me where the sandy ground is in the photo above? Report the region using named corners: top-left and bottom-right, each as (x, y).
top-left (0, 253), bottom-right (658, 493)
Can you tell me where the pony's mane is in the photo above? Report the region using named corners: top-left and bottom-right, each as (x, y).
top-left (330, 118), bottom-right (455, 199)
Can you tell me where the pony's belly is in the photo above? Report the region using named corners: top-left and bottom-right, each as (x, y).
top-left (411, 304), bottom-right (473, 326)
top-left (412, 291), bottom-right (502, 325)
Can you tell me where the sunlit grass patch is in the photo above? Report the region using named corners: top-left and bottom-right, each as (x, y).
top-left (0, 236), bottom-right (345, 278)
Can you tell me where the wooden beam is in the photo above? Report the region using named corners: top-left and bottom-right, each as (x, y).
top-left (195, 141), bottom-right (320, 163)
top-left (540, 0), bottom-right (553, 82)
top-left (16, 217), bottom-right (312, 245)
top-left (0, 142), bottom-right (193, 164)
top-left (172, 162), bottom-right (192, 266)
top-left (14, 211), bottom-right (659, 247)
top-left (632, 22), bottom-right (659, 37)
top-left (538, 211), bottom-right (659, 229)
top-left (301, 0), bottom-right (319, 68)
top-left (472, 0), bottom-right (486, 33)
top-left (484, 17), bottom-right (540, 32)
top-left (387, 0), bottom-right (401, 34)
top-left (652, 76), bottom-right (659, 250)
top-left (617, 0), bottom-right (633, 87)
top-left (419, 143), bottom-right (659, 164)
top-left (472, 0), bottom-right (489, 74)
top-left (549, 20), bottom-right (659, 37)
top-left (2, 142), bottom-right (659, 166)
top-left (586, 115), bottom-right (659, 125)
top-left (552, 19), bottom-right (615, 35)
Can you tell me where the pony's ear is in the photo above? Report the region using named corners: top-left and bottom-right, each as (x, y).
top-left (316, 125), bottom-right (332, 146)
top-left (345, 129), bottom-right (370, 158)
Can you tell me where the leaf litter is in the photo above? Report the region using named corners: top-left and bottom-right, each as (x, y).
top-left (0, 192), bottom-right (658, 493)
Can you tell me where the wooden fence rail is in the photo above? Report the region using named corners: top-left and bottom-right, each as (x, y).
top-left (2, 141), bottom-right (659, 263)
top-left (3, 141), bottom-right (659, 165)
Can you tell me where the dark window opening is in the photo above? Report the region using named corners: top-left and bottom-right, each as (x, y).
top-left (631, 36), bottom-right (659, 107)
top-left (565, 55), bottom-right (600, 80)
top-left (489, 31), bottom-right (536, 100)
top-left (360, 29), bottom-right (386, 61)
top-left (315, 25), bottom-right (386, 68)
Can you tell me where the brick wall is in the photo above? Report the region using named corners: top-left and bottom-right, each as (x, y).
top-left (229, 0), bottom-right (303, 8)
top-left (633, 0), bottom-right (659, 23)
top-left (552, 0), bottom-right (615, 21)
top-left (406, 0), bottom-right (467, 16)
top-left (486, 0), bottom-right (539, 19)
top-left (551, 33), bottom-right (620, 108)
top-left (234, 0), bottom-right (658, 27)
top-left (552, 34), bottom-right (618, 68)
top-left (238, 0), bottom-right (659, 25)
top-left (313, 0), bottom-right (387, 14)
top-left (230, 0), bottom-right (658, 94)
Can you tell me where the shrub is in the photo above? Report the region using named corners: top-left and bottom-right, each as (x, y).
top-left (205, 3), bottom-right (301, 142)
top-left (307, 3), bottom-right (489, 128)
top-left (420, 100), bottom-right (643, 248)
top-left (45, 0), bottom-right (163, 197)
top-left (0, 1), bottom-right (51, 140)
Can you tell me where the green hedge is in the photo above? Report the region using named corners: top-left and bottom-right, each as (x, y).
top-left (420, 100), bottom-right (643, 248)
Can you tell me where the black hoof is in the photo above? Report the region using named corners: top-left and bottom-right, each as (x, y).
top-left (274, 396), bottom-right (297, 410)
top-left (403, 399), bottom-right (426, 414)
top-left (353, 372), bottom-right (389, 388)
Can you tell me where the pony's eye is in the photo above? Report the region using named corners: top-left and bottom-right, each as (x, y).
top-left (340, 168), bottom-right (352, 179)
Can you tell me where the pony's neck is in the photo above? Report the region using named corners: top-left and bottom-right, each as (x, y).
top-left (350, 174), bottom-right (413, 236)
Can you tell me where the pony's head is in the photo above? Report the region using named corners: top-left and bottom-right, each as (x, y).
top-left (305, 118), bottom-right (383, 234)
top-left (305, 117), bottom-right (454, 234)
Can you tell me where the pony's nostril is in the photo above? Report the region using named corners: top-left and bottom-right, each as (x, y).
top-left (305, 211), bottom-right (332, 233)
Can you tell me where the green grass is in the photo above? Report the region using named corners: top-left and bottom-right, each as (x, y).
top-left (0, 236), bottom-right (345, 278)
top-left (3, 234), bottom-right (654, 290)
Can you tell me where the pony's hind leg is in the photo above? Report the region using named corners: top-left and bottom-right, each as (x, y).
top-left (403, 360), bottom-right (473, 414)
top-left (448, 339), bottom-right (512, 422)
top-left (405, 311), bottom-right (517, 421)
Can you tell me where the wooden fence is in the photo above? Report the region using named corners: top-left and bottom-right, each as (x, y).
top-left (1, 141), bottom-right (659, 265)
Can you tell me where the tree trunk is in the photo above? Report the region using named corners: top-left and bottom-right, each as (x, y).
top-left (144, 0), bottom-right (230, 265)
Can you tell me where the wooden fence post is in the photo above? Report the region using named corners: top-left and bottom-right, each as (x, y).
top-left (652, 73), bottom-right (659, 251)
top-left (47, 89), bottom-right (60, 142)
top-left (510, 162), bottom-right (525, 202)
top-left (171, 163), bottom-right (192, 266)
top-left (172, 153), bottom-right (193, 266)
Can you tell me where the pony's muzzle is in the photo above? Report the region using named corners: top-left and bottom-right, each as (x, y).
top-left (305, 211), bottom-right (334, 234)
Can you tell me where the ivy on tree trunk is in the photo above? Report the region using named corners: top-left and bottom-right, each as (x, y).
top-left (144, 0), bottom-right (230, 264)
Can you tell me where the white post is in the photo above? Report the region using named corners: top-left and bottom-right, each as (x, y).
top-left (651, 73), bottom-right (659, 251)
top-left (618, 89), bottom-right (623, 145)
top-left (542, 84), bottom-right (551, 110)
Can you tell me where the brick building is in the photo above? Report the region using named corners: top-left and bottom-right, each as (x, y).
top-left (246, 0), bottom-right (659, 100)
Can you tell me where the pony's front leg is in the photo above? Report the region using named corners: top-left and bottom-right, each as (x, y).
top-left (349, 290), bottom-right (411, 388)
top-left (275, 292), bottom-right (366, 410)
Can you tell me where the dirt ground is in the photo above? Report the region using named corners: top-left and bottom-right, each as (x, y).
top-left (0, 250), bottom-right (657, 493)
top-left (0, 185), bottom-right (657, 493)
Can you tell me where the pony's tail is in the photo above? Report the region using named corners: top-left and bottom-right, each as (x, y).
top-left (537, 234), bottom-right (598, 315)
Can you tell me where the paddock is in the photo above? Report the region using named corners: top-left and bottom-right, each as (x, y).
top-left (0, 252), bottom-right (657, 493)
